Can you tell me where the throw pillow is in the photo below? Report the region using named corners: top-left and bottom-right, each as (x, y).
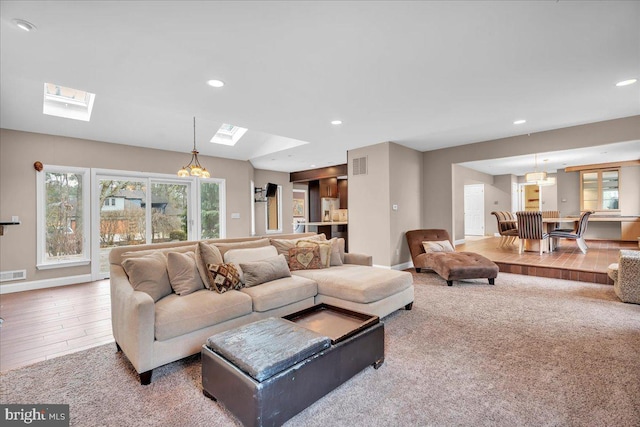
top-left (288, 246), bottom-right (324, 271)
top-left (206, 263), bottom-right (242, 294)
top-left (224, 246), bottom-right (279, 284)
top-left (422, 240), bottom-right (455, 253)
top-left (196, 242), bottom-right (223, 289)
top-left (331, 237), bottom-right (345, 265)
top-left (167, 252), bottom-right (204, 296)
top-left (239, 254), bottom-right (292, 287)
top-left (296, 239), bottom-right (332, 268)
top-left (270, 234), bottom-right (326, 260)
top-left (122, 252), bottom-right (172, 302)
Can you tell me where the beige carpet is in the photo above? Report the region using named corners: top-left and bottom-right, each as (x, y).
top-left (2, 272), bottom-right (639, 426)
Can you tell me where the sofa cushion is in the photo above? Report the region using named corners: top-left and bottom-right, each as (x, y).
top-left (240, 254), bottom-right (291, 288)
top-left (224, 246), bottom-right (279, 283)
top-left (122, 252), bottom-right (172, 302)
top-left (214, 238), bottom-right (271, 257)
top-left (240, 275), bottom-right (318, 312)
top-left (167, 251), bottom-right (205, 296)
top-left (296, 239), bottom-right (332, 267)
top-left (196, 242), bottom-right (224, 289)
top-left (206, 263), bottom-right (243, 293)
top-left (292, 265), bottom-right (413, 304)
top-left (154, 289), bottom-right (253, 341)
top-left (288, 246), bottom-right (324, 271)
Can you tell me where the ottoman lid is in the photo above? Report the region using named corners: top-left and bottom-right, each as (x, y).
top-left (206, 317), bottom-right (331, 382)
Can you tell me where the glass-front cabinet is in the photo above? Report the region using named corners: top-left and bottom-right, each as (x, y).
top-left (580, 169), bottom-right (619, 212)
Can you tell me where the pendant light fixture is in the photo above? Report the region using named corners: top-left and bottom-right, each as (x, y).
top-left (537, 159), bottom-right (556, 186)
top-left (178, 117), bottom-right (210, 178)
top-left (524, 153), bottom-right (547, 183)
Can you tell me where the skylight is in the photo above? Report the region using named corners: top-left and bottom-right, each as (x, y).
top-left (43, 83), bottom-right (96, 121)
top-left (210, 123), bottom-right (248, 146)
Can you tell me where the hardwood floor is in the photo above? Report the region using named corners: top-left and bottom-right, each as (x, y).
top-left (458, 236), bottom-right (636, 284)
top-left (0, 238), bottom-right (635, 373)
top-left (0, 279), bottom-right (114, 372)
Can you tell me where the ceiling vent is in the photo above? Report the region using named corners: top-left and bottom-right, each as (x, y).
top-left (352, 156), bottom-right (368, 176)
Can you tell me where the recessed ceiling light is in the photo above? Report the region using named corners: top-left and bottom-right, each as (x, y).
top-left (616, 79), bottom-right (637, 87)
top-left (206, 79), bottom-right (225, 88)
top-left (513, 119), bottom-right (526, 125)
top-left (331, 120), bottom-right (342, 125)
top-left (12, 19), bottom-right (37, 32)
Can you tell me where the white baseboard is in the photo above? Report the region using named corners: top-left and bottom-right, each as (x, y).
top-left (372, 264), bottom-right (391, 269)
top-left (454, 239), bottom-right (465, 246)
top-left (391, 261), bottom-right (413, 271)
top-left (0, 274), bottom-right (93, 294)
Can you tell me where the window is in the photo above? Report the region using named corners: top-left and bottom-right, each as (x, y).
top-left (581, 169), bottom-right (619, 211)
top-left (37, 165), bottom-right (90, 268)
top-left (266, 185), bottom-right (282, 234)
top-left (200, 180), bottom-right (225, 239)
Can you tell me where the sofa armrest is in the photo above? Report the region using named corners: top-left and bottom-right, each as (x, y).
top-left (109, 265), bottom-right (156, 374)
top-left (344, 253), bottom-right (373, 266)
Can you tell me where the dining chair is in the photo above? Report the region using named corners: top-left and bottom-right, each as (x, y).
top-left (548, 211), bottom-right (594, 254)
top-left (516, 211), bottom-right (549, 255)
top-left (491, 211), bottom-right (518, 248)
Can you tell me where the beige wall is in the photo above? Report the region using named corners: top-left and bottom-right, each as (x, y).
top-left (424, 116), bottom-right (640, 240)
top-left (348, 143), bottom-right (392, 266)
top-left (0, 129), bottom-right (255, 285)
top-left (253, 169), bottom-right (294, 236)
top-left (389, 143), bottom-right (423, 266)
top-left (348, 142), bottom-right (422, 267)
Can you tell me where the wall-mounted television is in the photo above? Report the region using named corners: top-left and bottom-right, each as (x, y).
top-left (266, 183), bottom-right (278, 198)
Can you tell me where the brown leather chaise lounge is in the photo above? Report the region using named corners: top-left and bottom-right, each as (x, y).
top-left (405, 229), bottom-right (499, 286)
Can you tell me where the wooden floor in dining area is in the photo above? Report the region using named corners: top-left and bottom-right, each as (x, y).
top-left (457, 236), bottom-right (637, 284)
top-left (0, 279), bottom-right (114, 372)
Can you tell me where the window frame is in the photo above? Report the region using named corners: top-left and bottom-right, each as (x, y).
top-left (265, 185), bottom-right (283, 234)
top-left (36, 165), bottom-right (91, 269)
top-left (580, 168), bottom-right (620, 212)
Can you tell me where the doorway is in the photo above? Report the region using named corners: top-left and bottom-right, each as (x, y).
top-left (464, 184), bottom-right (485, 236)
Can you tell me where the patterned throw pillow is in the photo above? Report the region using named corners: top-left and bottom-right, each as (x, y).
top-left (288, 246), bottom-right (324, 271)
top-left (206, 263), bottom-right (242, 294)
top-left (296, 240), bottom-right (332, 268)
top-left (422, 240), bottom-right (455, 253)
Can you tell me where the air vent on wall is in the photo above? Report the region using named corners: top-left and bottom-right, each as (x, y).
top-left (352, 156), bottom-right (368, 176)
top-left (0, 270), bottom-right (26, 282)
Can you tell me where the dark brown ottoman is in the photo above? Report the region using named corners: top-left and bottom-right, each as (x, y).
top-left (428, 251), bottom-right (499, 286)
top-left (202, 312), bottom-right (384, 427)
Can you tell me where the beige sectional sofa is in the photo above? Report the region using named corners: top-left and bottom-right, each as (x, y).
top-left (109, 233), bottom-right (414, 384)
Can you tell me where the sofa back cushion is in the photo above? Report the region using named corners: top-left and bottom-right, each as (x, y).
top-left (167, 251), bottom-right (205, 296)
top-left (214, 238), bottom-right (271, 257)
top-left (122, 252), bottom-right (172, 302)
top-left (196, 242), bottom-right (224, 289)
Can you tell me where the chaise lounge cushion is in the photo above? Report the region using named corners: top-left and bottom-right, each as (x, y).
top-left (292, 264), bottom-right (412, 304)
top-left (240, 275), bottom-right (317, 312)
top-left (154, 289), bottom-right (253, 341)
top-left (428, 251), bottom-right (499, 281)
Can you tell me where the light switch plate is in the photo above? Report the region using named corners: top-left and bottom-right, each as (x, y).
top-left (231, 213), bottom-right (240, 219)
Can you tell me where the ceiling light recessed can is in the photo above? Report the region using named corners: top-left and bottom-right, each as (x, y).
top-left (12, 19), bottom-right (37, 32)
top-left (207, 79), bottom-right (225, 88)
top-left (513, 119), bottom-right (526, 125)
top-left (331, 120), bottom-right (342, 125)
top-left (616, 79), bottom-right (637, 87)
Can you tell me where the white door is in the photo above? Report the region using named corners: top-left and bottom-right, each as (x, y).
top-left (464, 184), bottom-right (485, 236)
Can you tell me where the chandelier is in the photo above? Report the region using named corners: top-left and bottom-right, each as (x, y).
top-left (524, 153), bottom-right (547, 183)
top-left (178, 117), bottom-right (210, 178)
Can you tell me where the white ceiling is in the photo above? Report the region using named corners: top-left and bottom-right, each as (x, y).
top-left (1, 1), bottom-right (639, 173)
